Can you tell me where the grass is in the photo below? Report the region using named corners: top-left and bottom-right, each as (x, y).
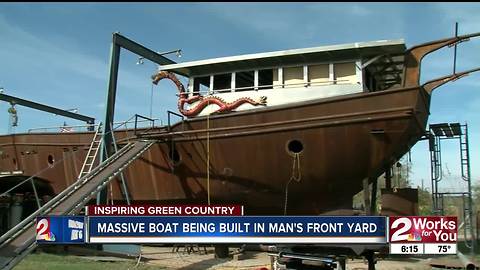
top-left (15, 252), bottom-right (163, 270)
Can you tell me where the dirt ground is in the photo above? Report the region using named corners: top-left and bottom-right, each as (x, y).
top-left (30, 245), bottom-right (474, 269)
top-left (140, 246), bottom-right (444, 270)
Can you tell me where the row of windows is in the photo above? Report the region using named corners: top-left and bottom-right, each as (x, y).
top-left (191, 62), bottom-right (358, 93)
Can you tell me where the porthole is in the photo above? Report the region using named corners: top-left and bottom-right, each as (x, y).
top-left (286, 139), bottom-right (304, 155)
top-left (47, 154), bottom-right (54, 165)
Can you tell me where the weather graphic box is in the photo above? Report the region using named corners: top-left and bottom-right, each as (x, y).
top-left (388, 216), bottom-right (457, 255)
top-left (36, 216), bottom-right (86, 244)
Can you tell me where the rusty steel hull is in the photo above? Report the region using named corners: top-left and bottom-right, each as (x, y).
top-left (0, 86), bottom-right (430, 215)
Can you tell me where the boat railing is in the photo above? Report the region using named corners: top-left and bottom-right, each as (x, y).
top-left (182, 78), bottom-right (358, 96)
top-left (133, 114), bottom-right (156, 136)
top-left (167, 110), bottom-right (184, 132)
top-left (27, 118), bottom-right (160, 133)
top-left (0, 116), bottom-right (157, 207)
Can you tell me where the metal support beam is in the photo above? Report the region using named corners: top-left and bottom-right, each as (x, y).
top-left (361, 54), bottom-right (385, 69)
top-left (0, 93), bottom-right (95, 130)
top-left (112, 33), bottom-right (184, 70)
top-left (363, 178), bottom-right (371, 215)
top-left (97, 32), bottom-right (180, 204)
top-left (385, 167), bottom-right (392, 190)
top-left (97, 38), bottom-right (121, 205)
top-left (370, 177), bottom-right (378, 215)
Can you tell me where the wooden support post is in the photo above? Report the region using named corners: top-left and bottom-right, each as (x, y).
top-left (337, 256), bottom-right (346, 270)
top-left (214, 244), bottom-right (229, 258)
top-left (363, 178), bottom-right (371, 215)
top-left (366, 251), bottom-right (375, 270)
top-left (385, 167), bottom-right (392, 190)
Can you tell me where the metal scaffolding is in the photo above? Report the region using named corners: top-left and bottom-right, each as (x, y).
top-left (428, 122), bottom-right (474, 254)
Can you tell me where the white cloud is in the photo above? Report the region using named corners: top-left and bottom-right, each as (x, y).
top-left (199, 3), bottom-right (298, 43)
top-left (348, 4), bottom-right (372, 16)
top-left (198, 3), bottom-right (406, 48)
top-left (0, 13), bottom-right (166, 133)
top-left (0, 14), bottom-right (147, 92)
top-left (436, 3), bottom-right (480, 34)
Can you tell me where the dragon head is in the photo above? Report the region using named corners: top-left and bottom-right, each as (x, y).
top-left (151, 70), bottom-right (187, 97)
top-left (258, 96), bottom-right (267, 105)
top-left (151, 71), bottom-right (170, 85)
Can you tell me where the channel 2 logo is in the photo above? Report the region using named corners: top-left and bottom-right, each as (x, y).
top-left (389, 216), bottom-right (457, 243)
top-left (36, 216), bottom-right (85, 244)
top-left (36, 217), bottom-right (56, 241)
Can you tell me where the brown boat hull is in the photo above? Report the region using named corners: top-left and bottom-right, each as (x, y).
top-left (0, 87), bottom-right (430, 215)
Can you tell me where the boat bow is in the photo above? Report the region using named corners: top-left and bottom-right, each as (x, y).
top-left (403, 32), bottom-right (480, 88)
top-left (422, 67), bottom-right (480, 94)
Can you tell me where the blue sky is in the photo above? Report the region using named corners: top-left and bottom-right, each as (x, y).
top-left (1, 3), bottom-right (479, 191)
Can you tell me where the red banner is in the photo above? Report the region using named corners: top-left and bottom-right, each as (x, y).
top-left (389, 216), bottom-right (457, 243)
top-left (86, 204), bottom-right (244, 216)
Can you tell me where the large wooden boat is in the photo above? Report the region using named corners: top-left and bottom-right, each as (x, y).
top-left (1, 33), bottom-right (479, 222)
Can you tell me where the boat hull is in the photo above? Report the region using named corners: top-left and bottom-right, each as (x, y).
top-left (0, 87), bottom-right (430, 215)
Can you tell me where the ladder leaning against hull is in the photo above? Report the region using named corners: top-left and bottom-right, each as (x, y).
top-left (0, 139), bottom-right (156, 270)
top-left (79, 122), bottom-right (103, 178)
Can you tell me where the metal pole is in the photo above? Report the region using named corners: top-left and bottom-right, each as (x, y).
top-left (30, 179), bottom-right (41, 209)
top-left (110, 123), bottom-right (131, 205)
top-left (453, 22), bottom-right (458, 74)
top-left (97, 34), bottom-right (121, 205)
top-left (96, 32), bottom-right (180, 204)
top-left (370, 177), bottom-right (378, 215)
top-left (465, 124), bottom-right (475, 254)
top-left (0, 93), bottom-right (95, 128)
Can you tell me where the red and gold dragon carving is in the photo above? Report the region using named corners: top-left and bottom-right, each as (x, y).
top-left (152, 71), bottom-right (267, 117)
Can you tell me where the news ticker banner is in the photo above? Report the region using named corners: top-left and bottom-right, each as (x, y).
top-left (37, 216), bottom-right (386, 244)
top-left (35, 205), bottom-right (457, 255)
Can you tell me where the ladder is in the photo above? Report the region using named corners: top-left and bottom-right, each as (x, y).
top-left (429, 134), bottom-right (442, 182)
top-left (78, 122), bottom-right (103, 178)
top-left (460, 124), bottom-right (470, 181)
top-left (428, 133), bottom-right (443, 213)
top-left (460, 124), bottom-right (474, 251)
top-left (0, 140), bottom-right (155, 270)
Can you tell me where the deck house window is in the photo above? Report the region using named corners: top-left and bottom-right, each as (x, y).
top-left (235, 71), bottom-right (255, 91)
top-left (213, 73), bottom-right (231, 92)
top-left (308, 64), bottom-right (329, 86)
top-left (334, 62), bottom-right (357, 84)
top-left (283, 66), bottom-right (303, 88)
top-left (258, 69), bottom-right (274, 90)
top-left (193, 76), bottom-right (210, 95)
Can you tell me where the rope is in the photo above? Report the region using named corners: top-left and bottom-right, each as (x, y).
top-left (149, 83), bottom-right (154, 118)
top-left (0, 152), bottom-right (74, 198)
top-left (109, 181), bottom-right (114, 205)
top-left (283, 153), bottom-right (302, 215)
top-left (206, 98), bottom-right (211, 205)
top-left (132, 252), bottom-right (143, 269)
